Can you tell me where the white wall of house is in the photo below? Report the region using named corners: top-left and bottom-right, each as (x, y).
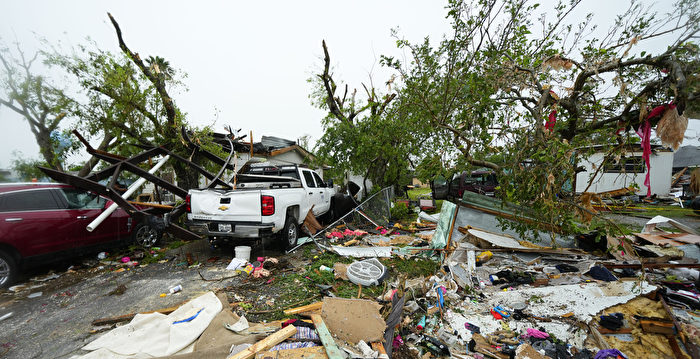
top-left (575, 150), bottom-right (673, 195)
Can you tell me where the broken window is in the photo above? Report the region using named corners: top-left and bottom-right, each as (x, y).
top-left (603, 155), bottom-right (645, 173)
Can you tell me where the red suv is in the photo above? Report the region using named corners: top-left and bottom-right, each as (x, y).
top-left (0, 183), bottom-right (159, 288)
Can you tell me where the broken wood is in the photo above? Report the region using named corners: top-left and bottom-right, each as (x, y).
top-left (229, 325), bottom-right (297, 359)
top-left (596, 327), bottom-right (633, 334)
top-left (282, 301), bottom-right (323, 316)
top-left (371, 342), bottom-right (389, 359)
top-left (128, 200), bottom-right (174, 209)
top-left (255, 346), bottom-right (328, 359)
top-left (91, 302), bottom-right (184, 326)
top-left (602, 263), bottom-right (700, 270)
top-left (639, 317), bottom-right (675, 335)
top-left (302, 206), bottom-right (323, 235)
top-left (311, 314), bottom-right (344, 359)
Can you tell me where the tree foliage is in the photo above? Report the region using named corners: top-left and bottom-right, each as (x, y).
top-left (0, 41), bottom-right (75, 172)
top-left (315, 0), bottom-right (699, 242)
top-left (310, 41), bottom-right (429, 193)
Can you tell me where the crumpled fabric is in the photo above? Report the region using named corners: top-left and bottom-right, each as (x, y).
top-left (594, 348), bottom-right (628, 359)
top-left (526, 328), bottom-right (549, 338)
top-left (636, 119), bottom-right (652, 197)
top-left (585, 266), bottom-right (618, 282)
top-left (555, 263), bottom-right (579, 273)
top-left (599, 313), bottom-right (624, 330)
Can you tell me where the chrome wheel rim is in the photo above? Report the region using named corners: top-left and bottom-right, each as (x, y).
top-left (136, 226), bottom-right (158, 247)
top-left (287, 224), bottom-right (297, 246)
top-left (0, 257), bottom-right (10, 286)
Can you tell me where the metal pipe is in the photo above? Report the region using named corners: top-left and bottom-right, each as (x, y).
top-left (87, 155), bottom-right (171, 232)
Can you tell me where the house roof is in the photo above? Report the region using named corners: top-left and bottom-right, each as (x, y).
top-left (673, 145), bottom-right (700, 168)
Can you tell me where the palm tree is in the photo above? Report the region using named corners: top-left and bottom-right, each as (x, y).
top-left (146, 56), bottom-right (174, 81)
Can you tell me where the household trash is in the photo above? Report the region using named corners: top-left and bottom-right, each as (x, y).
top-left (225, 257), bottom-right (247, 271)
top-left (169, 285), bottom-right (183, 294)
top-left (346, 258), bottom-right (387, 286)
top-left (224, 315), bottom-right (249, 333)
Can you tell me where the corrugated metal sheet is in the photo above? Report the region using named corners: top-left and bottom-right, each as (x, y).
top-left (260, 135), bottom-right (295, 149)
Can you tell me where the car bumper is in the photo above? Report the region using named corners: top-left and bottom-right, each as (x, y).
top-left (186, 220), bottom-right (275, 239)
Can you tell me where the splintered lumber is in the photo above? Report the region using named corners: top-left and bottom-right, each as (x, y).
top-left (371, 342), bottom-right (389, 359)
top-left (229, 325), bottom-right (297, 359)
top-left (283, 301), bottom-right (323, 316)
top-left (311, 314), bottom-right (344, 359)
top-left (255, 346), bottom-right (328, 359)
top-left (91, 303), bottom-right (184, 326)
top-left (302, 206), bottom-right (323, 235)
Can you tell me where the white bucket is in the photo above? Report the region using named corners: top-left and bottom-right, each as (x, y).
top-left (234, 246), bottom-right (251, 262)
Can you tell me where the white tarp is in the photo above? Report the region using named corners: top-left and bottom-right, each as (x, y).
top-left (331, 246), bottom-right (393, 258)
top-left (78, 291), bottom-right (223, 358)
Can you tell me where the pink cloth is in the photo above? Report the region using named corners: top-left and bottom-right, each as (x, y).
top-left (635, 120), bottom-right (652, 197)
top-left (526, 328), bottom-right (549, 339)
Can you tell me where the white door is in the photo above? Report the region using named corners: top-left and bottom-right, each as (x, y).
top-left (312, 172), bottom-right (331, 213)
top-left (301, 170), bottom-right (322, 216)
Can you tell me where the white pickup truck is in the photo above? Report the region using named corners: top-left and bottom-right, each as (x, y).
top-left (185, 164), bottom-right (335, 248)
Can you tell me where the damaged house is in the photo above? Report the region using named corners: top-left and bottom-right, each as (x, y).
top-left (575, 144), bottom-right (674, 196)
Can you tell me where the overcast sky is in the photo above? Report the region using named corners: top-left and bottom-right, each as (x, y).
top-left (1, 1), bottom-right (697, 169)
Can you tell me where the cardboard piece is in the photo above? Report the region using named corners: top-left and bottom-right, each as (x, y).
top-left (321, 298), bottom-right (385, 344)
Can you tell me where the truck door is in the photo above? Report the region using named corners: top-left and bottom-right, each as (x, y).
top-left (301, 170), bottom-right (322, 216)
top-left (312, 172), bottom-right (331, 213)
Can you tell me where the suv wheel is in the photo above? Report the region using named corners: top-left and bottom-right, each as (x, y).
top-left (282, 216), bottom-right (299, 250)
top-left (0, 250), bottom-right (18, 289)
top-left (133, 223), bottom-right (161, 247)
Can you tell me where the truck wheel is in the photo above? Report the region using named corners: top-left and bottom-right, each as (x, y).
top-left (282, 216), bottom-right (299, 249)
top-left (132, 223), bottom-right (161, 248)
top-left (0, 250), bottom-right (18, 289)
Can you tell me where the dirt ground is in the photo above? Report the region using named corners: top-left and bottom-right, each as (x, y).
top-left (0, 238), bottom-right (295, 359)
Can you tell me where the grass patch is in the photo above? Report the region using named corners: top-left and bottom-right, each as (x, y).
top-left (407, 187), bottom-right (431, 200)
top-left (382, 256), bottom-right (441, 278)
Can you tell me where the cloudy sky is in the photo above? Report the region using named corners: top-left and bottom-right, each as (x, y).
top-left (0, 1), bottom-right (697, 169)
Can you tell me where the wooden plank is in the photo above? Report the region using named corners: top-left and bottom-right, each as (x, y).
top-left (255, 346), bottom-right (328, 359)
top-left (310, 314), bottom-right (344, 359)
top-left (229, 325), bottom-right (297, 359)
top-left (91, 303), bottom-right (183, 326)
top-left (371, 342), bottom-right (389, 359)
top-left (283, 301), bottom-right (323, 316)
top-left (597, 327), bottom-right (633, 334)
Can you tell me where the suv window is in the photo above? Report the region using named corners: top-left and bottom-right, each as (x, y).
top-left (57, 188), bottom-right (105, 209)
top-left (312, 172), bottom-right (325, 188)
top-left (0, 189), bottom-right (61, 212)
top-left (302, 171), bottom-right (316, 188)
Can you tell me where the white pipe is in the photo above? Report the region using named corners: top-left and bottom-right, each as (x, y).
top-left (87, 155), bottom-right (171, 232)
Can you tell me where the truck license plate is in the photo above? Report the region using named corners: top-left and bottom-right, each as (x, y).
top-left (218, 223), bottom-right (232, 232)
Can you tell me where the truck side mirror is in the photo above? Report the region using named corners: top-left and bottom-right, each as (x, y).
top-left (327, 179), bottom-right (333, 188)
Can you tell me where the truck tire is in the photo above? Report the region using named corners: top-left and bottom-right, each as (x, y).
top-left (132, 223), bottom-right (161, 248)
top-left (282, 216), bottom-right (299, 249)
top-left (0, 250), bottom-right (18, 289)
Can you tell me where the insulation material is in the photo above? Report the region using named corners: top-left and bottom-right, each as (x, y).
top-left (655, 106), bottom-right (688, 150)
top-left (321, 298), bottom-right (385, 344)
top-left (601, 297), bottom-right (684, 359)
top-left (486, 281), bottom-right (656, 323)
